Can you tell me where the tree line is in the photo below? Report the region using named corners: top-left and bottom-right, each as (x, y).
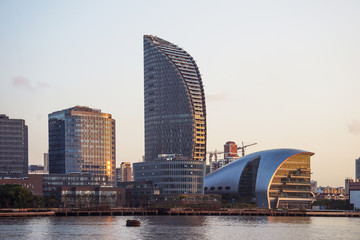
top-left (0, 184), bottom-right (57, 208)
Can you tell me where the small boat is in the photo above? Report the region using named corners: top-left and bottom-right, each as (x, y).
top-left (126, 219), bottom-right (141, 227)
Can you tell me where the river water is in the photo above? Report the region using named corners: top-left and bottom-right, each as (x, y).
top-left (0, 216), bottom-right (359, 240)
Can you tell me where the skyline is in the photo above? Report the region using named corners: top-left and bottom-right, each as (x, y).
top-left (1, 1), bottom-right (359, 187)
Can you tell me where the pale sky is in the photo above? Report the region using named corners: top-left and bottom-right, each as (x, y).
top-left (0, 0), bottom-right (359, 187)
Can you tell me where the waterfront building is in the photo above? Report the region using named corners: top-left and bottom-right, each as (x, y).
top-left (134, 154), bottom-right (205, 195)
top-left (0, 114), bottom-right (28, 178)
top-left (48, 106), bottom-right (116, 183)
top-left (0, 174), bottom-right (43, 196)
top-left (0, 172), bottom-right (125, 207)
top-left (356, 157), bottom-right (360, 181)
top-left (134, 36), bottom-right (207, 195)
top-left (204, 149), bottom-right (315, 209)
top-left (143, 35), bottom-right (206, 162)
top-left (349, 180), bottom-right (360, 210)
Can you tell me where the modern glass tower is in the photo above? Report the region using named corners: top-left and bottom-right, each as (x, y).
top-left (134, 36), bottom-right (206, 195)
top-left (0, 114), bottom-right (28, 178)
top-left (48, 106), bottom-right (116, 184)
top-left (143, 35), bottom-right (206, 162)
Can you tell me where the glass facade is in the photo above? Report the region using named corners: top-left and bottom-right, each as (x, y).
top-left (269, 154), bottom-right (312, 209)
top-left (133, 159), bottom-right (205, 195)
top-left (48, 106), bottom-right (116, 184)
top-left (238, 157), bottom-right (260, 202)
top-left (0, 114), bottom-right (28, 178)
top-left (143, 35), bottom-right (206, 162)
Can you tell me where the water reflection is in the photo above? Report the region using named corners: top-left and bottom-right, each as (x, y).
top-left (0, 216), bottom-right (359, 240)
top-left (139, 216), bottom-right (207, 240)
top-left (267, 216), bottom-right (311, 224)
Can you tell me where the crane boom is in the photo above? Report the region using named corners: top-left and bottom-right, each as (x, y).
top-left (237, 142), bottom-right (257, 157)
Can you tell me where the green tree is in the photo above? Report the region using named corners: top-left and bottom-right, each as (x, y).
top-left (0, 184), bottom-right (37, 208)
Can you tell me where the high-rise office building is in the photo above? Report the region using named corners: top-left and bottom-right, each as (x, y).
top-left (143, 35), bottom-right (206, 162)
top-left (48, 106), bottom-right (116, 183)
top-left (0, 114), bottom-right (28, 178)
top-left (134, 36), bottom-right (206, 195)
top-left (356, 157), bottom-right (360, 181)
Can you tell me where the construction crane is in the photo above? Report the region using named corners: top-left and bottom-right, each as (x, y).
top-left (237, 142), bottom-right (257, 157)
top-left (207, 149), bottom-right (224, 164)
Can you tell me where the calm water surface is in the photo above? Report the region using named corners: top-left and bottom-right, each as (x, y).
top-left (0, 216), bottom-right (359, 240)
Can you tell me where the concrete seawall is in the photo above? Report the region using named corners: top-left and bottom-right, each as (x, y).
top-left (1, 208), bottom-right (359, 218)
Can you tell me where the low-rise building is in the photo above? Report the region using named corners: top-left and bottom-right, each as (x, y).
top-left (0, 173), bottom-right (125, 207)
top-left (349, 181), bottom-right (360, 210)
top-left (0, 174), bottom-right (43, 196)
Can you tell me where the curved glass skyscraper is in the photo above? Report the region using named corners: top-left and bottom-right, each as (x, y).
top-left (134, 36), bottom-right (206, 195)
top-left (143, 35), bottom-right (206, 162)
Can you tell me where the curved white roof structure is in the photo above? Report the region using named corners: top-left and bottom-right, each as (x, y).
top-left (205, 149), bottom-right (315, 209)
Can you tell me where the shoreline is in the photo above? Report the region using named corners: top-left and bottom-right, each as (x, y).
top-left (1, 208), bottom-right (359, 218)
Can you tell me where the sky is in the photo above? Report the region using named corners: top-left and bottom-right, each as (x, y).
top-left (0, 0), bottom-right (359, 187)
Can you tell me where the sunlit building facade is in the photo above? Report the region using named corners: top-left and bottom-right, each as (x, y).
top-left (48, 106), bottom-right (116, 183)
top-left (0, 114), bottom-right (28, 178)
top-left (205, 149), bottom-right (315, 209)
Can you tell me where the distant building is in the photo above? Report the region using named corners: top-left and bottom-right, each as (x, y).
top-left (316, 186), bottom-right (347, 200)
top-left (345, 177), bottom-right (354, 195)
top-left (116, 162), bottom-right (133, 183)
top-left (317, 186), bottom-right (345, 195)
top-left (44, 153), bottom-right (49, 173)
top-left (0, 114), bottom-right (28, 178)
top-left (311, 180), bottom-right (317, 194)
top-left (48, 106), bottom-right (116, 184)
top-left (205, 149), bottom-right (315, 209)
top-left (349, 181), bottom-right (360, 210)
top-left (29, 165), bottom-right (45, 174)
top-left (209, 142), bottom-right (240, 173)
top-left (356, 157), bottom-right (360, 181)
top-left (120, 162), bottom-right (133, 182)
top-left (224, 141), bottom-right (239, 160)
top-left (116, 168), bottom-right (122, 183)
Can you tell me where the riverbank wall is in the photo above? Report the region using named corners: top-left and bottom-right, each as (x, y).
top-left (1, 208), bottom-right (360, 218)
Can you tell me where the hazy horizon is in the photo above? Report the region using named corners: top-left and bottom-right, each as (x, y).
top-left (1, 0), bottom-right (359, 187)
